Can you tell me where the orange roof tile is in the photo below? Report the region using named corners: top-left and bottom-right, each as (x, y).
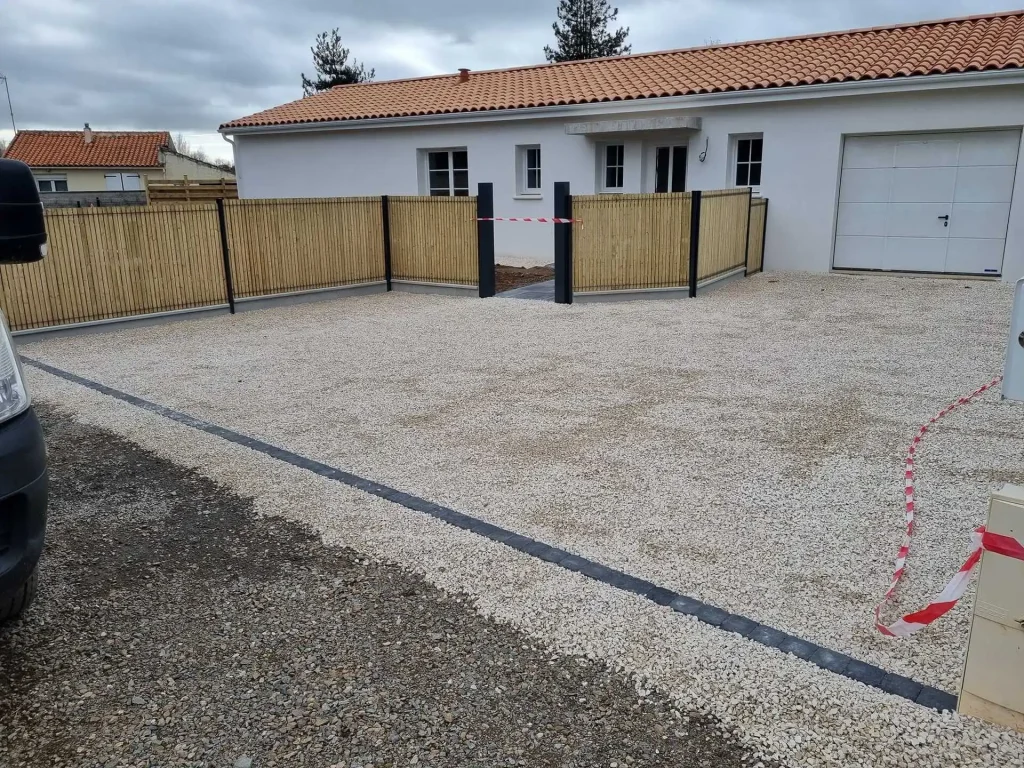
top-left (222, 11), bottom-right (1024, 130)
top-left (3, 130), bottom-right (171, 168)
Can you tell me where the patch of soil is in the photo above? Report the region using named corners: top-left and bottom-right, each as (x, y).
top-left (496, 264), bottom-right (555, 292)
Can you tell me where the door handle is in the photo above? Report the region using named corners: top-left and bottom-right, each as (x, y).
top-left (938, 214), bottom-right (949, 227)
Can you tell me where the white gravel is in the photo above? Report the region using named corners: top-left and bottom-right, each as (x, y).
top-left (22, 274), bottom-right (1015, 692)
top-left (27, 362), bottom-right (1024, 768)
top-left (23, 272), bottom-right (1021, 688)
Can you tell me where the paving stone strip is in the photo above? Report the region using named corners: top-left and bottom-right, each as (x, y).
top-left (23, 357), bottom-right (957, 713)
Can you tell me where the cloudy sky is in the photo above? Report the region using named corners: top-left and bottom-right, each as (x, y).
top-left (0, 0), bottom-right (1015, 162)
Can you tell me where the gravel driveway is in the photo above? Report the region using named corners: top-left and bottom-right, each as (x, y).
top-left (0, 405), bottom-right (761, 768)
top-left (19, 273), bottom-right (1024, 767)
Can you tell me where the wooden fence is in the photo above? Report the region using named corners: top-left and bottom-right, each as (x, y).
top-left (1, 205), bottom-right (224, 332)
top-left (0, 194), bottom-right (482, 333)
top-left (147, 178), bottom-right (238, 204)
top-left (697, 189), bottom-right (751, 282)
top-left (573, 193), bottom-right (691, 292)
top-left (389, 196), bottom-right (478, 285)
top-left (746, 198), bottom-right (768, 275)
top-left (570, 188), bottom-right (767, 297)
top-left (224, 198), bottom-right (384, 298)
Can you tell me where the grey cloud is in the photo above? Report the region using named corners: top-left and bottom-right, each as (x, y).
top-left (0, 0), bottom-right (1012, 141)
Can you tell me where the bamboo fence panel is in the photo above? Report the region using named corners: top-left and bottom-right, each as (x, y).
top-left (0, 204), bottom-right (224, 332)
top-left (697, 189), bottom-right (751, 282)
top-left (389, 196), bottom-right (478, 285)
top-left (746, 198), bottom-right (768, 274)
top-left (573, 193), bottom-right (691, 292)
top-left (224, 197), bottom-right (384, 298)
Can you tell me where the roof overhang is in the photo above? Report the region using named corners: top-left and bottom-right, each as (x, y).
top-left (220, 69), bottom-right (1024, 137)
top-left (565, 115), bottom-right (701, 135)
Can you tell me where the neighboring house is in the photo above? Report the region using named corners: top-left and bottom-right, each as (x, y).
top-left (222, 10), bottom-right (1024, 282)
top-left (3, 126), bottom-right (233, 206)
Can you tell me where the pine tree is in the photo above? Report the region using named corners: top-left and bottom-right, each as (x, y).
top-left (544, 0), bottom-right (631, 63)
top-left (301, 29), bottom-right (375, 96)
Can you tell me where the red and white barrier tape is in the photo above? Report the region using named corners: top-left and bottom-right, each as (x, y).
top-left (874, 375), bottom-right (1024, 637)
top-left (475, 217), bottom-right (580, 224)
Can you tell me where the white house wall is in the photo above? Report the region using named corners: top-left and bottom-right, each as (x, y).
top-left (232, 82), bottom-right (1024, 281)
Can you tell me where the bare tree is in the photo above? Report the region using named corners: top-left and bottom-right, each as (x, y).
top-left (0, 137), bottom-right (7, 156)
top-left (173, 132), bottom-right (211, 164)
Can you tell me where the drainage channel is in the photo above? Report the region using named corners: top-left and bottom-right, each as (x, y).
top-left (24, 357), bottom-right (957, 713)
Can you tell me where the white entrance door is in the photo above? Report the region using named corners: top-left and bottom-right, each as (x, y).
top-left (834, 130), bottom-right (1020, 275)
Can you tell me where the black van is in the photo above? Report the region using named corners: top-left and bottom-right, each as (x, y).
top-left (0, 157), bottom-right (49, 621)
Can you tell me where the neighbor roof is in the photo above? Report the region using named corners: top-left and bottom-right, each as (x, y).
top-left (3, 130), bottom-right (172, 168)
top-left (222, 10), bottom-right (1024, 131)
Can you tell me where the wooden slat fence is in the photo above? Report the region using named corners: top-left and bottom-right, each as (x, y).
top-left (572, 193), bottom-right (692, 292)
top-left (147, 178), bottom-right (238, 204)
top-left (389, 197), bottom-right (478, 285)
top-left (224, 198), bottom-right (384, 298)
top-left (746, 198), bottom-right (768, 275)
top-left (0, 204), bottom-right (224, 331)
top-left (696, 188), bottom-right (751, 282)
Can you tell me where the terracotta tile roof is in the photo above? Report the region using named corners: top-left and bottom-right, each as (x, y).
top-left (3, 130), bottom-right (171, 168)
top-left (222, 10), bottom-right (1024, 130)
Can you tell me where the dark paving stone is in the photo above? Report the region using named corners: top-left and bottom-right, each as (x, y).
top-left (809, 648), bottom-right (852, 675)
top-left (498, 280), bottom-right (556, 301)
top-left (693, 605), bottom-right (730, 627)
top-left (778, 636), bottom-right (819, 661)
top-left (669, 596), bottom-right (702, 616)
top-left (720, 615), bottom-right (759, 638)
top-left (879, 673), bottom-right (923, 702)
top-left (916, 687), bottom-right (958, 712)
top-left (842, 660), bottom-right (886, 688)
top-left (747, 625), bottom-right (787, 648)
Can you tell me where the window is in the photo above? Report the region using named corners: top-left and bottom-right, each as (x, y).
top-left (602, 144), bottom-right (625, 191)
top-left (734, 136), bottom-right (763, 187)
top-left (516, 145), bottom-right (542, 196)
top-left (104, 172), bottom-right (142, 192)
top-left (36, 175), bottom-right (68, 193)
top-left (655, 146), bottom-right (687, 193)
top-left (426, 149), bottom-right (469, 196)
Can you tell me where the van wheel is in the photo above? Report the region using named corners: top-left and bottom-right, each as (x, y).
top-left (0, 569), bottom-right (37, 622)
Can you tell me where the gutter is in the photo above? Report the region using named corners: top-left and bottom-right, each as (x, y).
top-left (220, 69), bottom-right (1024, 137)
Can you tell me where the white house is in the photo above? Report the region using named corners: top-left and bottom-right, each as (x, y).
top-left (221, 10), bottom-right (1024, 282)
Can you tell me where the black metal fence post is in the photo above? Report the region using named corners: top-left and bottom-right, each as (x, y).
top-left (381, 194), bottom-right (393, 291)
top-left (743, 187), bottom-right (753, 276)
top-left (476, 183), bottom-right (496, 298)
top-left (688, 190), bottom-right (702, 298)
top-left (554, 181), bottom-right (573, 305)
top-left (759, 198), bottom-right (769, 275)
top-left (215, 197), bottom-right (236, 314)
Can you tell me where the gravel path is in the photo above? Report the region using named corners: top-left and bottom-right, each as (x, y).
top-left (0, 405), bottom-right (762, 768)
top-left (20, 273), bottom-right (1024, 766)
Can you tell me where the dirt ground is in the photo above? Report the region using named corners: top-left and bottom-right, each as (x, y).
top-left (0, 404), bottom-right (762, 768)
top-left (495, 264), bottom-right (554, 292)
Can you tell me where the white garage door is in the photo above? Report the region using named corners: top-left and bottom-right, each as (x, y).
top-left (834, 130), bottom-right (1021, 275)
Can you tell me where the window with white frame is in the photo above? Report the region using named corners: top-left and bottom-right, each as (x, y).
top-left (516, 145), bottom-right (542, 196)
top-left (733, 135), bottom-right (763, 187)
top-left (425, 149), bottom-right (469, 196)
top-left (601, 144), bottom-right (625, 191)
top-left (36, 174), bottom-right (68, 193)
top-left (104, 172), bottom-right (142, 192)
